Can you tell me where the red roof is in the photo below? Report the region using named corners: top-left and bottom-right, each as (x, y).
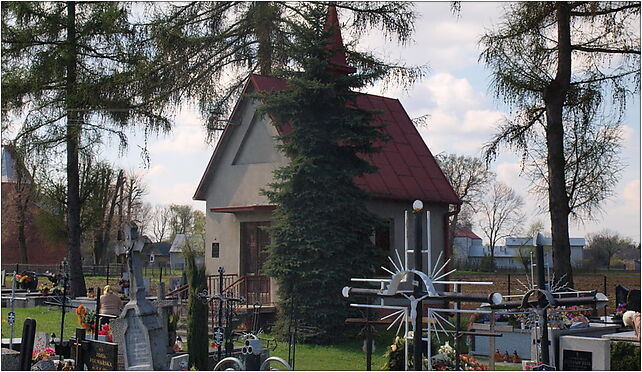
top-left (455, 228), bottom-right (481, 240)
top-left (193, 74), bottom-right (460, 205)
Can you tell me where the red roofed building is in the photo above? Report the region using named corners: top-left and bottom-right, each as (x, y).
top-left (1, 145), bottom-right (68, 265)
top-left (193, 6), bottom-right (460, 304)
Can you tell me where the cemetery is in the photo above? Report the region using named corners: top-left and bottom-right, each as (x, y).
top-left (1, 2), bottom-right (641, 371)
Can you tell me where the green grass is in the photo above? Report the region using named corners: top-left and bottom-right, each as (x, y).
top-left (1, 306), bottom-right (78, 339)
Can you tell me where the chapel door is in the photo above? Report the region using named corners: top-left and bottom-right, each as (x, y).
top-left (240, 221), bottom-right (271, 276)
top-left (240, 221), bottom-right (271, 303)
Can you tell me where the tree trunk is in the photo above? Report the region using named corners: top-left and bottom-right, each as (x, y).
top-left (15, 181), bottom-right (30, 264)
top-left (254, 2), bottom-right (275, 75)
top-left (102, 170), bottom-right (124, 264)
top-left (16, 202), bottom-right (29, 264)
top-left (65, 1), bottom-right (86, 297)
top-left (543, 2), bottom-right (574, 289)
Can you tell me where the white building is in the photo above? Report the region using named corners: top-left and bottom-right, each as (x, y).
top-left (455, 229), bottom-right (585, 270)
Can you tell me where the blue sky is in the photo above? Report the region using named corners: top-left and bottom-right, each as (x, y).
top-left (102, 2), bottom-right (640, 242)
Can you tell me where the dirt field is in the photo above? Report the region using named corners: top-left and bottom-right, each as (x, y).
top-left (453, 271), bottom-right (640, 310)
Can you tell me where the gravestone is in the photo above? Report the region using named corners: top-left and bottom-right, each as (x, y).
top-left (143, 277), bottom-right (151, 296)
top-left (169, 353), bottom-right (189, 370)
top-left (1, 348), bottom-right (20, 370)
top-left (559, 335), bottom-right (610, 371)
top-left (32, 332), bottom-right (48, 354)
top-left (111, 222), bottom-right (168, 370)
top-left (70, 329), bottom-right (118, 370)
top-left (169, 277), bottom-right (181, 291)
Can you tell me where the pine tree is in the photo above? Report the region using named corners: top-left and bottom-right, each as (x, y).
top-left (2, 2), bottom-right (171, 296)
top-left (479, 2), bottom-right (640, 287)
top-left (257, 4), bottom-right (389, 343)
top-left (148, 1), bottom-right (423, 138)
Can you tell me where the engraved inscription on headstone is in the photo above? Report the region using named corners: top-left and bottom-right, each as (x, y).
top-left (563, 350), bottom-right (592, 371)
top-left (125, 315), bottom-right (151, 368)
top-left (86, 340), bottom-right (118, 371)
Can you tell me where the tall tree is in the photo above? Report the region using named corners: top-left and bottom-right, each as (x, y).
top-left (436, 153), bottom-right (494, 247)
top-left (480, 2), bottom-right (640, 287)
top-left (584, 230), bottom-right (634, 270)
top-left (168, 204), bottom-right (195, 242)
top-left (84, 163), bottom-right (124, 264)
top-left (151, 205), bottom-right (172, 243)
top-left (2, 2), bottom-right (171, 296)
top-left (478, 182), bottom-right (525, 269)
top-left (258, 4), bottom-right (388, 343)
top-left (148, 1), bottom-right (423, 138)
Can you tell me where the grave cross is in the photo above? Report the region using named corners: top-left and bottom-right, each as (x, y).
top-left (489, 233), bottom-right (607, 370)
top-left (342, 201), bottom-right (504, 371)
top-left (195, 267), bottom-right (245, 361)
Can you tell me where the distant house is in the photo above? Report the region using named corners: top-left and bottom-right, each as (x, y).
top-left (142, 241), bottom-right (171, 267)
top-left (453, 226), bottom-right (585, 269)
top-left (169, 234), bottom-right (205, 270)
top-left (1, 145), bottom-right (67, 265)
top-left (452, 228), bottom-right (484, 265)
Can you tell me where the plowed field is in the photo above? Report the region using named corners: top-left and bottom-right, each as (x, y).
top-left (453, 271), bottom-right (640, 310)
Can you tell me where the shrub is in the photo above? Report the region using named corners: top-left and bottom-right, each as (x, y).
top-left (611, 341), bottom-right (640, 370)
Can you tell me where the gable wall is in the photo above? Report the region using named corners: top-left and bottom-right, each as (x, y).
top-left (203, 98), bottom-right (287, 276)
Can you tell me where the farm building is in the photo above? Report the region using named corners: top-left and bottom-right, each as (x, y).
top-left (192, 6), bottom-right (461, 305)
top-left (454, 227), bottom-right (585, 270)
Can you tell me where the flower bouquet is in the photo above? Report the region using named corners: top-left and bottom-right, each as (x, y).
top-left (433, 341), bottom-right (487, 371)
top-left (15, 272), bottom-right (38, 290)
top-left (75, 305), bottom-right (96, 331)
top-left (32, 347), bottom-right (56, 362)
top-left (98, 324), bottom-right (113, 342)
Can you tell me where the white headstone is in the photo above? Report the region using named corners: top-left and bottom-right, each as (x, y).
top-left (143, 277), bottom-right (151, 295)
top-left (33, 332), bottom-right (48, 354)
top-left (169, 354), bottom-right (189, 370)
top-left (559, 335), bottom-right (610, 371)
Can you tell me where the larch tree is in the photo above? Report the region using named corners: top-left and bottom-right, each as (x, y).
top-left (257, 4), bottom-right (390, 343)
top-left (479, 2), bottom-right (640, 287)
top-left (2, 2), bottom-right (172, 296)
top-left (147, 1), bottom-right (423, 139)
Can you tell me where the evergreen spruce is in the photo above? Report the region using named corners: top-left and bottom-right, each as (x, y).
top-left (257, 4), bottom-right (389, 343)
top-left (184, 238), bottom-right (208, 370)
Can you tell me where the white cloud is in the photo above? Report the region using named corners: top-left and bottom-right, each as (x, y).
top-left (622, 179), bottom-right (640, 203)
top-left (149, 108), bottom-right (210, 155)
top-left (461, 110), bottom-right (504, 133)
top-left (424, 73), bottom-right (482, 110)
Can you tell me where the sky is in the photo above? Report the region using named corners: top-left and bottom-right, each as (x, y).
top-left (100, 2), bottom-right (640, 243)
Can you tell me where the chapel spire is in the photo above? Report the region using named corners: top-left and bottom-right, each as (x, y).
top-left (324, 4), bottom-right (357, 74)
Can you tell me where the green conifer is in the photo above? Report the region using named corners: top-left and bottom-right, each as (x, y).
top-left (257, 4), bottom-right (390, 343)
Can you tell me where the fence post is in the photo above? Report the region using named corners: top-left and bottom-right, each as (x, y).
top-left (106, 264), bottom-right (110, 286)
top-left (600, 276), bottom-right (604, 320)
top-left (507, 274), bottom-right (511, 296)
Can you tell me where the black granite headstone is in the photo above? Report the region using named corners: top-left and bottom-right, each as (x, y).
top-left (85, 340), bottom-right (118, 371)
top-left (627, 289), bottom-right (640, 312)
top-left (562, 350), bottom-right (592, 371)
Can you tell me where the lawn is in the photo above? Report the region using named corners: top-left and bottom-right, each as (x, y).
top-left (1, 306), bottom-right (78, 340)
top-left (1, 306), bottom-right (523, 370)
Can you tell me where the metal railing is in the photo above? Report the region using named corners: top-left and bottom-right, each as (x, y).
top-left (208, 275), bottom-right (272, 331)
